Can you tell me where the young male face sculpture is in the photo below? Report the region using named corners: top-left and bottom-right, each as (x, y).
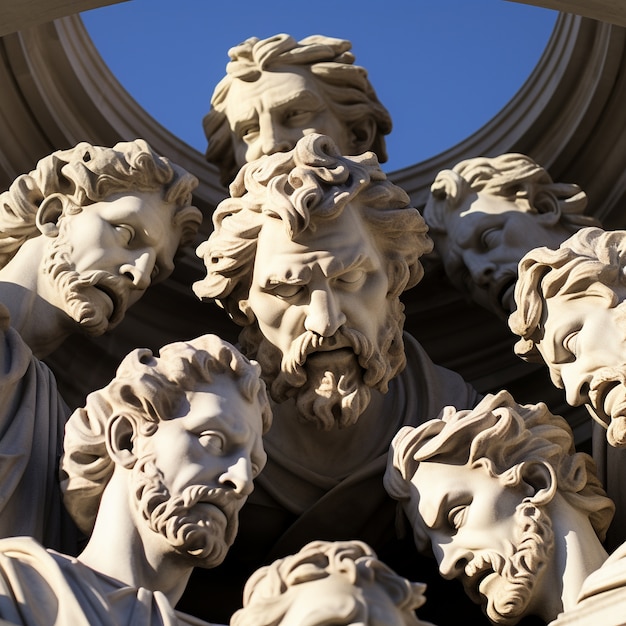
top-left (231, 540), bottom-right (434, 626)
top-left (384, 390), bottom-right (613, 625)
top-left (423, 154), bottom-right (599, 318)
top-left (510, 227), bottom-right (626, 448)
top-left (0, 139), bottom-right (202, 355)
top-left (60, 334), bottom-right (271, 593)
top-left (203, 34), bottom-right (392, 186)
top-left (193, 133), bottom-right (432, 429)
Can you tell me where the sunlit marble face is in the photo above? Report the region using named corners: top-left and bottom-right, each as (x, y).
top-left (222, 65), bottom-right (352, 168)
top-left (242, 203), bottom-right (402, 429)
top-left (42, 190), bottom-right (182, 335)
top-left (131, 376), bottom-right (267, 566)
top-left (408, 461), bottom-right (552, 624)
top-left (537, 286), bottom-right (626, 446)
top-left (437, 192), bottom-right (573, 317)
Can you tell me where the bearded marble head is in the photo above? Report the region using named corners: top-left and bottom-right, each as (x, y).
top-left (423, 153), bottom-right (598, 318)
top-left (0, 139), bottom-right (202, 336)
top-left (204, 33), bottom-right (392, 186)
top-left (384, 390), bottom-right (613, 625)
top-left (60, 334), bottom-right (272, 568)
top-left (194, 133), bottom-right (432, 429)
top-left (510, 226), bottom-right (626, 447)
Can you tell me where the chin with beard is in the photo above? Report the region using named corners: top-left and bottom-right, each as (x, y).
top-left (132, 454), bottom-right (241, 569)
top-left (239, 298), bottom-right (406, 430)
top-left (462, 500), bottom-right (554, 625)
top-left (43, 233), bottom-right (130, 336)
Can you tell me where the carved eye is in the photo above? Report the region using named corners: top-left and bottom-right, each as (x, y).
top-left (448, 505), bottom-right (469, 530)
top-left (563, 331), bottom-right (579, 357)
top-left (240, 125), bottom-right (260, 141)
top-left (271, 283), bottom-right (304, 299)
top-left (284, 108), bottom-right (314, 124)
top-left (480, 228), bottom-right (500, 250)
top-left (113, 223), bottom-right (135, 245)
top-left (337, 269), bottom-right (366, 288)
top-left (198, 431), bottom-right (226, 452)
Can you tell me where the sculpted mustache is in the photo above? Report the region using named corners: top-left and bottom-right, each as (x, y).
top-left (181, 484), bottom-right (244, 517)
top-left (589, 367), bottom-right (626, 413)
top-left (287, 327), bottom-right (375, 368)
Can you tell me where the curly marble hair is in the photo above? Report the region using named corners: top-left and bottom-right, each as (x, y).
top-left (0, 138), bottom-right (202, 268)
top-left (423, 153), bottom-right (597, 236)
top-left (509, 226), bottom-right (626, 366)
top-left (231, 539), bottom-right (428, 626)
top-left (60, 334), bottom-right (272, 534)
top-left (194, 133), bottom-right (432, 327)
top-left (204, 33), bottom-right (392, 186)
top-left (384, 390), bottom-right (614, 551)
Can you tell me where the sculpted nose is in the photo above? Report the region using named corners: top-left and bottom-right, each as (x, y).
top-left (304, 288), bottom-right (346, 337)
top-left (437, 543), bottom-right (472, 580)
top-left (120, 249), bottom-right (154, 290)
top-left (464, 251), bottom-right (495, 287)
top-left (260, 117), bottom-right (294, 157)
top-left (219, 455), bottom-right (254, 497)
top-left (560, 363), bottom-right (592, 406)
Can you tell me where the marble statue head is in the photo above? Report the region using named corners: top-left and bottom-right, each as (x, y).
top-left (510, 226), bottom-right (626, 447)
top-left (194, 133), bottom-right (432, 430)
top-left (384, 390), bottom-right (613, 625)
top-left (60, 333), bottom-right (271, 568)
top-left (0, 139), bottom-right (202, 336)
top-left (204, 33), bottom-right (392, 186)
top-left (230, 539), bottom-right (433, 626)
top-left (423, 153), bottom-right (598, 318)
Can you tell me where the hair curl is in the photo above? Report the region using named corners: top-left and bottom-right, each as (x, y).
top-left (0, 139), bottom-right (202, 268)
top-left (384, 390), bottom-right (614, 551)
top-left (204, 33), bottom-right (392, 186)
top-left (231, 539), bottom-right (427, 626)
top-left (60, 333), bottom-right (272, 534)
top-left (424, 153), bottom-right (596, 237)
top-left (194, 133), bottom-right (432, 326)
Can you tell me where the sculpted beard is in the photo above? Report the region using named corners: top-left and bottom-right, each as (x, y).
top-left (464, 500), bottom-right (553, 625)
top-left (240, 296), bottom-right (406, 430)
top-left (132, 453), bottom-right (241, 568)
top-left (43, 229), bottom-right (129, 335)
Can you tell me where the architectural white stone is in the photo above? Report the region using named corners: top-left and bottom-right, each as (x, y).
top-left (384, 390), bottom-right (615, 624)
top-left (231, 540), bottom-right (435, 626)
top-left (0, 334), bottom-right (271, 626)
top-left (423, 153), bottom-right (600, 318)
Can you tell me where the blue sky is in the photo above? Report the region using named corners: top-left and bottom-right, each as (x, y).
top-left (82, 0), bottom-right (558, 173)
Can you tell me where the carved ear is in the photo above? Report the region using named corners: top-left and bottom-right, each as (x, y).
top-left (349, 118), bottom-right (377, 155)
top-left (521, 461), bottom-right (557, 506)
top-left (106, 414), bottom-right (137, 469)
top-left (36, 193), bottom-right (67, 237)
